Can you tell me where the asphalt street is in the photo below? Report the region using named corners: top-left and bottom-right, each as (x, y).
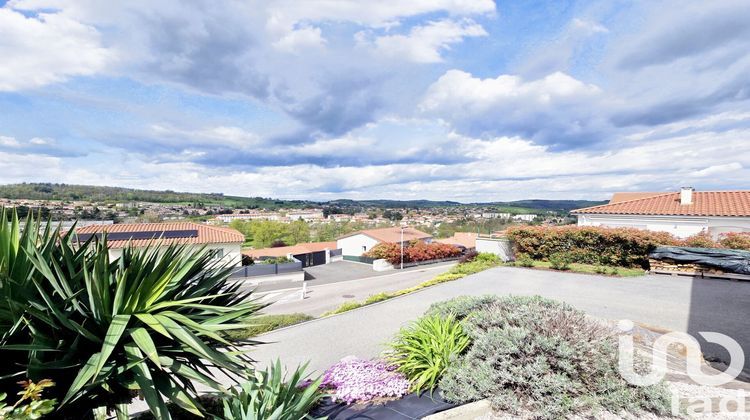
top-left (249, 266), bottom-right (750, 376)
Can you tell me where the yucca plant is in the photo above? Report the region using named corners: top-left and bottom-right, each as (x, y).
top-left (0, 208), bottom-right (266, 419)
top-left (0, 208), bottom-right (59, 390)
top-left (387, 314), bottom-right (470, 393)
top-left (221, 360), bottom-right (324, 420)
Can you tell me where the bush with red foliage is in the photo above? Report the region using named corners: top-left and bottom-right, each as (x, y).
top-left (718, 232), bottom-right (750, 250)
top-left (682, 231), bottom-right (718, 248)
top-left (364, 241), bottom-right (462, 265)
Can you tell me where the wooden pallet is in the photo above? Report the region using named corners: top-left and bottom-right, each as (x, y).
top-left (650, 269), bottom-right (750, 282)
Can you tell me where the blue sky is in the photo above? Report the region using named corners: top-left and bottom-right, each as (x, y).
top-left (1, 0), bottom-right (749, 201)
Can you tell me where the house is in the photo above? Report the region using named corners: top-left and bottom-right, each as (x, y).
top-left (286, 210), bottom-right (325, 222)
top-left (435, 232), bottom-right (478, 249)
top-left (337, 226), bottom-right (432, 256)
top-left (243, 241), bottom-right (337, 259)
top-left (74, 222), bottom-right (245, 266)
top-left (571, 188), bottom-right (750, 239)
top-left (512, 214), bottom-right (537, 222)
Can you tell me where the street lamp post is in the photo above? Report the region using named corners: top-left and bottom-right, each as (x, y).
top-left (400, 226), bottom-right (405, 270)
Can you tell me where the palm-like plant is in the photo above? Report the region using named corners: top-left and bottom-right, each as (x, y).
top-left (0, 208), bottom-right (265, 419)
top-left (387, 314), bottom-right (470, 392)
top-left (221, 360), bottom-right (324, 420)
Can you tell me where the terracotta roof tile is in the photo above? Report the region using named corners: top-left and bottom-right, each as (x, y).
top-left (435, 232), bottom-right (478, 248)
top-left (572, 191), bottom-right (750, 217)
top-left (75, 222), bottom-right (245, 248)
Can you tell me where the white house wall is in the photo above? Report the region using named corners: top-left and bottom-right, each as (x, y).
top-left (577, 214), bottom-right (750, 239)
top-left (106, 242), bottom-right (243, 266)
top-left (337, 234), bottom-right (380, 256)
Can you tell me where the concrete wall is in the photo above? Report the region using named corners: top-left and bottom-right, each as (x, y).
top-left (577, 214), bottom-right (750, 239)
top-left (107, 242), bottom-right (243, 266)
top-left (476, 237), bottom-right (514, 261)
top-left (337, 234), bottom-right (380, 256)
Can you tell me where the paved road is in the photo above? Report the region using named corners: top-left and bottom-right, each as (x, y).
top-left (248, 266), bottom-right (750, 376)
top-left (245, 260), bottom-right (456, 294)
top-left (253, 262), bottom-right (455, 316)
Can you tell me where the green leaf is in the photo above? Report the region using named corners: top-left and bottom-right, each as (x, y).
top-left (130, 327), bottom-right (161, 367)
top-left (93, 314), bottom-right (131, 380)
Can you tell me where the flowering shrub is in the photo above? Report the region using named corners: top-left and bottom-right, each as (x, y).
top-left (364, 242), bottom-right (462, 265)
top-left (682, 231), bottom-right (718, 248)
top-left (506, 225), bottom-right (681, 268)
top-left (718, 232), bottom-right (750, 250)
top-left (321, 357), bottom-right (410, 404)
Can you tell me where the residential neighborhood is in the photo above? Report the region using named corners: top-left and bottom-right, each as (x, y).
top-left (2, 1), bottom-right (750, 419)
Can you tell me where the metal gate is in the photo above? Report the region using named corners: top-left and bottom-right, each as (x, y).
top-left (293, 250), bottom-right (327, 267)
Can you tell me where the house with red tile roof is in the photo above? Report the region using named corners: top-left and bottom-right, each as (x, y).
top-left (243, 241), bottom-right (337, 259)
top-left (75, 222), bottom-right (245, 266)
top-left (336, 226), bottom-right (432, 256)
top-left (571, 188), bottom-right (750, 239)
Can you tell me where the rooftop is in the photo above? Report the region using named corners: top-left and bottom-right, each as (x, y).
top-left (75, 222), bottom-right (245, 248)
top-left (572, 190), bottom-right (750, 217)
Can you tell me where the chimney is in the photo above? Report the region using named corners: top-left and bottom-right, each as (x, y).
top-left (680, 187), bottom-right (694, 205)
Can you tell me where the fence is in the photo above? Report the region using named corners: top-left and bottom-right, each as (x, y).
top-left (343, 255), bottom-right (377, 264)
top-left (230, 259), bottom-right (303, 278)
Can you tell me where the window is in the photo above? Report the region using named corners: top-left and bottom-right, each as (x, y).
top-left (362, 245), bottom-right (367, 252)
top-left (210, 248), bottom-right (224, 259)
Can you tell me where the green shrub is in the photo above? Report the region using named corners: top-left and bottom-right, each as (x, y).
top-left (0, 208), bottom-right (262, 418)
top-left (221, 361), bottom-right (323, 420)
top-left (322, 301), bottom-right (364, 316)
top-left (388, 314), bottom-right (471, 392)
top-left (437, 296), bottom-right (671, 419)
top-left (548, 252), bottom-right (572, 270)
top-left (515, 254), bottom-right (535, 267)
top-left (363, 292), bottom-right (391, 304)
top-left (425, 295), bottom-right (500, 320)
top-left (226, 313), bottom-right (314, 339)
top-left (506, 225), bottom-right (680, 268)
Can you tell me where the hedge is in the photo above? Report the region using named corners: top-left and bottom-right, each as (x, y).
top-left (505, 225), bottom-right (681, 268)
top-left (364, 241), bottom-right (462, 265)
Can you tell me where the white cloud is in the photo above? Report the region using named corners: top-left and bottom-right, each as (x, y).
top-left (29, 137), bottom-right (53, 145)
top-left (266, 0), bottom-right (495, 31)
top-left (420, 70), bottom-right (605, 147)
top-left (272, 25), bottom-right (326, 53)
top-left (0, 6), bottom-right (112, 91)
top-left (369, 19), bottom-right (487, 63)
top-left (0, 136), bottom-right (21, 147)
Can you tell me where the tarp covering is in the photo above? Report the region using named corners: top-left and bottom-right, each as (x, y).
top-left (649, 246), bottom-right (750, 275)
top-left (310, 389), bottom-right (457, 419)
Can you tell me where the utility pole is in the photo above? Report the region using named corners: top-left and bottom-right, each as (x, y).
top-left (400, 226), bottom-right (405, 270)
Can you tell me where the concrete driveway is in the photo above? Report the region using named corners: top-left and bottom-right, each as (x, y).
top-left (255, 262), bottom-right (455, 316)
top-left (248, 266), bottom-right (750, 376)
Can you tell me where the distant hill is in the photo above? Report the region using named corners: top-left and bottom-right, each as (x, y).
top-left (0, 183), bottom-right (606, 212)
top-left (0, 183), bottom-right (314, 210)
top-left (485, 199), bottom-right (608, 212)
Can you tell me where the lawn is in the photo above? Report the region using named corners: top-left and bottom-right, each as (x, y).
top-left (226, 313), bottom-right (314, 340)
top-left (510, 260), bottom-right (645, 277)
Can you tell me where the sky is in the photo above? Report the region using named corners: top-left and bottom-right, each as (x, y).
top-left (1, 0), bottom-right (749, 202)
